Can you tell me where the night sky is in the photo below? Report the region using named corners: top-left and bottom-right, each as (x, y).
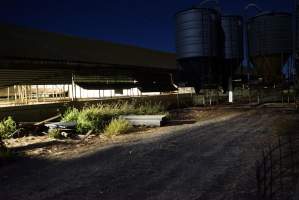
top-left (0, 0), bottom-right (294, 53)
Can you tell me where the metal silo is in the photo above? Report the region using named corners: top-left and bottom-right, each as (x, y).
top-left (175, 7), bottom-right (222, 92)
top-left (247, 12), bottom-right (292, 86)
top-left (221, 15), bottom-right (244, 90)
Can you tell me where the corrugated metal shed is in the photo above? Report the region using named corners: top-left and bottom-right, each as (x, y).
top-left (0, 24), bottom-right (177, 89)
top-left (0, 24), bottom-right (176, 70)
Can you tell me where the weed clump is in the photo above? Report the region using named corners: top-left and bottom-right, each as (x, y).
top-left (104, 118), bottom-right (132, 137)
top-left (0, 116), bottom-right (17, 139)
top-left (76, 105), bottom-right (114, 134)
top-left (61, 108), bottom-right (80, 122)
top-left (48, 128), bottom-right (63, 139)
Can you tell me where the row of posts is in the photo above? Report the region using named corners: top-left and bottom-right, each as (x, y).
top-left (190, 87), bottom-right (297, 107)
top-left (2, 84), bottom-right (142, 106)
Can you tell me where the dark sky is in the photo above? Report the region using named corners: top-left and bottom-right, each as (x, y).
top-left (0, 0), bottom-right (294, 52)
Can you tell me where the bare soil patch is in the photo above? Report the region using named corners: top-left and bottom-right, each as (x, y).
top-left (1, 106), bottom-right (298, 200)
top-left (3, 107), bottom-right (240, 159)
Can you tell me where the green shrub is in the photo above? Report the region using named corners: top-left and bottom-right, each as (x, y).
top-left (76, 105), bottom-right (115, 134)
top-left (48, 128), bottom-right (63, 139)
top-left (0, 116), bottom-right (17, 139)
top-left (61, 101), bottom-right (167, 134)
top-left (62, 108), bottom-right (80, 122)
top-left (104, 118), bottom-right (132, 137)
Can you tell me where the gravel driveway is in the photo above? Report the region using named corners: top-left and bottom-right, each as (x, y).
top-left (0, 108), bottom-right (291, 200)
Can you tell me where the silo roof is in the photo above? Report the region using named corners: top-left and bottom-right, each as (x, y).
top-left (248, 11), bottom-right (292, 22)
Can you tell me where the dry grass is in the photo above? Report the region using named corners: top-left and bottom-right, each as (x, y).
top-left (104, 118), bottom-right (132, 137)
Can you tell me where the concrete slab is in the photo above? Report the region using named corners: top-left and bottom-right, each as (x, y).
top-left (120, 115), bottom-right (166, 127)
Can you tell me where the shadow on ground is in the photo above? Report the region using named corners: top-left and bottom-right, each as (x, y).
top-left (0, 109), bottom-right (290, 200)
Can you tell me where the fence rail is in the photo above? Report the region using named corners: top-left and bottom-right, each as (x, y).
top-left (256, 136), bottom-right (299, 200)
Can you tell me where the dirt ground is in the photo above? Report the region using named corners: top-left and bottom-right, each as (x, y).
top-left (1, 105), bottom-right (298, 200)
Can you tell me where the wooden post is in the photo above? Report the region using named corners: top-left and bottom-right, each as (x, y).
top-left (22, 85), bottom-right (24, 103)
top-left (36, 85), bottom-right (39, 102)
top-left (43, 85), bottom-right (46, 102)
top-left (30, 85), bottom-right (32, 101)
top-left (19, 85), bottom-right (22, 103)
top-left (18, 85), bottom-right (20, 103)
top-left (14, 85), bottom-right (17, 104)
top-left (27, 85), bottom-right (29, 104)
top-left (7, 86), bottom-right (10, 103)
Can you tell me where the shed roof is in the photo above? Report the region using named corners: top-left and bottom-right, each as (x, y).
top-left (0, 24), bottom-right (177, 70)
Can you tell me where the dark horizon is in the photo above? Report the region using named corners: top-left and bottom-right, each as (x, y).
top-left (0, 0), bottom-right (294, 52)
